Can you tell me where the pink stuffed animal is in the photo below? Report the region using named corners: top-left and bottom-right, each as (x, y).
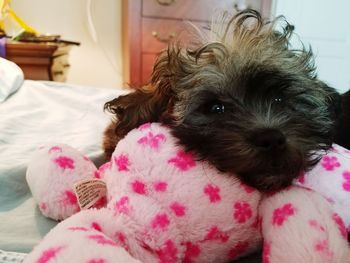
top-left (25, 123), bottom-right (350, 262)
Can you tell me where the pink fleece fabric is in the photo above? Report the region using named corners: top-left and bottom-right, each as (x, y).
top-left (25, 123), bottom-right (350, 263)
top-left (295, 144), bottom-right (350, 230)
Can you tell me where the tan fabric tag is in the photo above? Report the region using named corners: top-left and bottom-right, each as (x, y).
top-left (74, 179), bottom-right (107, 210)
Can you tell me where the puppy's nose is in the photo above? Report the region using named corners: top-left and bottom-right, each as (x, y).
top-left (251, 129), bottom-right (286, 151)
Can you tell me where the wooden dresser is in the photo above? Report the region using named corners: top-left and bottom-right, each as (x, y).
top-left (122, 0), bottom-right (272, 87)
top-left (5, 41), bottom-right (72, 82)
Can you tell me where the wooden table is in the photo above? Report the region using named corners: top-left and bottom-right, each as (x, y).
top-left (5, 41), bottom-right (73, 82)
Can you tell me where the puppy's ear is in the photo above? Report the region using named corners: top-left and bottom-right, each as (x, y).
top-left (104, 84), bottom-right (173, 139)
top-left (317, 82), bottom-right (343, 144)
top-left (104, 48), bottom-right (178, 139)
top-left (334, 90), bottom-right (350, 148)
top-left (322, 83), bottom-right (342, 119)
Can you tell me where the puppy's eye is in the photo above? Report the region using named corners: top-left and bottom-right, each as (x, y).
top-left (209, 102), bottom-right (225, 114)
top-left (273, 97), bottom-right (283, 104)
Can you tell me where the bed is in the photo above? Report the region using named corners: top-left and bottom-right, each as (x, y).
top-left (0, 58), bottom-right (127, 261)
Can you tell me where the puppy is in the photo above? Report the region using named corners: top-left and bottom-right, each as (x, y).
top-left (103, 10), bottom-right (340, 192)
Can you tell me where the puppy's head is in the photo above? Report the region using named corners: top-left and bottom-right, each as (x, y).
top-left (105, 10), bottom-right (340, 192)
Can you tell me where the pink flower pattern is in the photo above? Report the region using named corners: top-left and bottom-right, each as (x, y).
top-left (272, 203), bottom-right (296, 226)
top-left (241, 183), bottom-right (255, 193)
top-left (88, 234), bottom-right (118, 246)
top-left (63, 190), bottom-right (78, 206)
top-left (262, 242), bottom-right (271, 263)
top-left (321, 156), bottom-right (340, 171)
top-left (151, 213), bottom-right (170, 230)
top-left (91, 222), bottom-right (102, 232)
top-left (168, 150), bottom-right (196, 171)
top-left (114, 154), bottom-right (130, 171)
top-left (48, 146), bottom-right (62, 153)
top-left (332, 213), bottom-right (347, 239)
top-left (131, 180), bottom-right (147, 195)
top-left (204, 184), bottom-right (221, 203)
top-left (138, 132), bottom-right (166, 149)
top-left (308, 219), bottom-right (325, 232)
top-left (170, 202), bottom-right (186, 217)
top-left (204, 226), bottom-right (229, 243)
top-left (36, 246), bottom-right (64, 263)
top-left (115, 196), bottom-right (131, 215)
top-left (115, 231), bottom-right (129, 251)
top-left (153, 181), bottom-right (168, 192)
top-left (156, 240), bottom-right (178, 263)
top-left (233, 202), bottom-right (253, 223)
top-left (54, 156), bottom-right (75, 170)
top-left (68, 227), bottom-right (88, 232)
top-left (314, 239), bottom-right (334, 257)
top-left (183, 242), bottom-right (201, 263)
top-left (139, 123), bottom-right (151, 130)
top-left (342, 171), bottom-right (350, 191)
top-left (94, 170), bottom-right (101, 178)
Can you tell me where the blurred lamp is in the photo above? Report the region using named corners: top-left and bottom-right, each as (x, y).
top-left (0, 0), bottom-right (38, 37)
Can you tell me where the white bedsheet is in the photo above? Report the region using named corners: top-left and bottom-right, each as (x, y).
top-left (0, 80), bottom-right (126, 253)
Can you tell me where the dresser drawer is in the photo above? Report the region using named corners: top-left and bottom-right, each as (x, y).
top-left (143, 0), bottom-right (236, 21)
top-left (142, 53), bottom-right (158, 83)
top-left (123, 0), bottom-right (272, 86)
top-left (143, 0), bottom-right (263, 21)
top-left (142, 17), bottom-right (207, 53)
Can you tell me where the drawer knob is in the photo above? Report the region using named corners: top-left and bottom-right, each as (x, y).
top-left (152, 31), bottom-right (176, 43)
top-left (156, 0), bottom-right (175, 6)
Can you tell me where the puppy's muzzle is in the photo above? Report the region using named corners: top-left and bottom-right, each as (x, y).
top-left (251, 128), bottom-right (286, 152)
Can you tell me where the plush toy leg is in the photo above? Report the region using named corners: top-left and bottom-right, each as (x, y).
top-left (26, 144), bottom-right (99, 220)
top-left (259, 187), bottom-right (350, 263)
top-left (24, 208), bottom-right (143, 263)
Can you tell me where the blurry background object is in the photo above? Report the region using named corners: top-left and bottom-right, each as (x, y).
top-left (122, 0), bottom-right (273, 87)
top-left (0, 0), bottom-right (38, 38)
top-left (1, 1), bottom-right (348, 91)
top-left (5, 40), bottom-right (75, 82)
top-left (0, 0), bottom-right (10, 36)
top-left (0, 0), bottom-right (81, 83)
top-left (4, 0), bottom-right (122, 88)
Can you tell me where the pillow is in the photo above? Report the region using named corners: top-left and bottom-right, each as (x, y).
top-left (0, 58), bottom-right (24, 102)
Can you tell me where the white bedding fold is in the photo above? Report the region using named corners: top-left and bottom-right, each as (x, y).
top-left (0, 80), bottom-right (127, 252)
top-left (0, 58), bottom-right (24, 103)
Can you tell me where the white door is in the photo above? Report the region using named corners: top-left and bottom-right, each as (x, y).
top-left (273, 0), bottom-right (350, 94)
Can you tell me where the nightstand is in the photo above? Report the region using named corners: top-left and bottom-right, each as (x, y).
top-left (5, 41), bottom-right (73, 82)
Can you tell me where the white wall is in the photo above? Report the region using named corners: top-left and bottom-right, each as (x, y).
top-left (272, 0), bottom-right (350, 93)
top-left (9, 0), bottom-right (123, 89)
